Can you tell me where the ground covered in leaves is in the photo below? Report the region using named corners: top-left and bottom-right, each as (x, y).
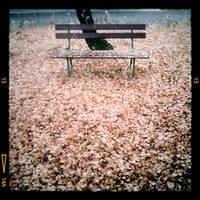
top-left (9, 23), bottom-right (191, 191)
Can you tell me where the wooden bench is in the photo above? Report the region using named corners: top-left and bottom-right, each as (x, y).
top-left (53, 24), bottom-right (149, 77)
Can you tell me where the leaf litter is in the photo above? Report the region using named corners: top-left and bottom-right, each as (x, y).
top-left (9, 23), bottom-right (191, 191)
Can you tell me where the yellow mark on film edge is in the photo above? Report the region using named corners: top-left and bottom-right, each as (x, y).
top-left (1, 154), bottom-right (7, 174)
top-left (194, 77), bottom-right (199, 84)
top-left (1, 77), bottom-right (6, 84)
top-left (2, 178), bottom-right (6, 187)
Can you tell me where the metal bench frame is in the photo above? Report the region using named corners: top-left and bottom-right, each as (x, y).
top-left (54, 24), bottom-right (149, 77)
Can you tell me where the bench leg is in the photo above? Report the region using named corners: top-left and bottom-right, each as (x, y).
top-left (67, 58), bottom-right (73, 77)
top-left (130, 58), bottom-right (135, 78)
top-left (132, 58), bottom-right (135, 78)
top-left (130, 58), bottom-right (133, 70)
top-left (70, 58), bottom-right (73, 69)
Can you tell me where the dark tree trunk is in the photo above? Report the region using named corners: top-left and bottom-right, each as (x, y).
top-left (76, 9), bottom-right (113, 50)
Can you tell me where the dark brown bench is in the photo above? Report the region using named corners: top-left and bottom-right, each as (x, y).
top-left (53, 24), bottom-right (149, 77)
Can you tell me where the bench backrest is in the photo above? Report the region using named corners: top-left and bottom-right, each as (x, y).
top-left (55, 24), bottom-right (146, 39)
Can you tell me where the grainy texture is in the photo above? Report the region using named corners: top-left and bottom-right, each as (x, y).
top-left (9, 23), bottom-right (191, 191)
top-left (55, 24), bottom-right (146, 30)
top-left (53, 49), bottom-right (149, 59)
top-left (55, 32), bottom-right (146, 39)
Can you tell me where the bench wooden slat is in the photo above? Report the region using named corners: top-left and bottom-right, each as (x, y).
top-left (55, 24), bottom-right (146, 30)
top-left (56, 32), bottom-right (146, 39)
top-left (53, 50), bottom-right (149, 59)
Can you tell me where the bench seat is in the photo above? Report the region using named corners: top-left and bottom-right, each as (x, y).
top-left (53, 49), bottom-right (149, 59)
